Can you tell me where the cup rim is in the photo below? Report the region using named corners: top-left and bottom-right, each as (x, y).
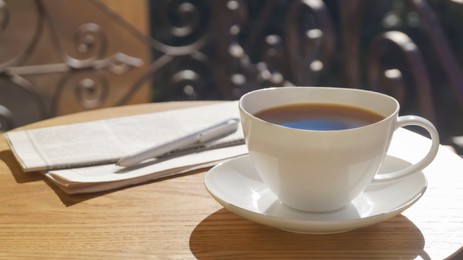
top-left (239, 86), bottom-right (400, 133)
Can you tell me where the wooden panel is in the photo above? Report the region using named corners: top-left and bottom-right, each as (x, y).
top-left (96, 0), bottom-right (151, 107)
top-left (98, 0), bottom-right (149, 35)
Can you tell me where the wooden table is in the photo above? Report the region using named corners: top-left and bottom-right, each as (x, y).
top-left (1, 101), bottom-right (462, 259)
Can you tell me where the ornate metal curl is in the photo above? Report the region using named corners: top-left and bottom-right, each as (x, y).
top-left (68, 23), bottom-right (108, 66)
top-left (52, 70), bottom-right (109, 114)
top-left (212, 0), bottom-right (260, 99)
top-left (149, 0), bottom-right (211, 55)
top-left (407, 0), bottom-right (463, 109)
top-left (367, 31), bottom-right (436, 123)
top-left (286, 0), bottom-right (335, 85)
top-left (150, 53), bottom-right (217, 101)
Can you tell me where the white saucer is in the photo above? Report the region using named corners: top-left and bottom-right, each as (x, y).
top-left (205, 155), bottom-right (427, 234)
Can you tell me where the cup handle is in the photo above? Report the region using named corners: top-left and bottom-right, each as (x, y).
top-left (373, 115), bottom-right (440, 182)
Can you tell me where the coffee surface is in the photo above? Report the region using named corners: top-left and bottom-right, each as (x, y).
top-left (254, 103), bottom-right (384, 130)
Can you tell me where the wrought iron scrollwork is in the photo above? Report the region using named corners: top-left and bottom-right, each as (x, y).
top-left (407, 0), bottom-right (463, 108)
top-left (53, 71), bottom-right (110, 113)
top-left (148, 0), bottom-right (222, 100)
top-left (286, 0), bottom-right (335, 85)
top-left (0, 0), bottom-right (151, 130)
top-left (1, 0), bottom-right (463, 144)
top-left (150, 0), bottom-right (211, 52)
top-left (66, 22), bottom-right (108, 66)
top-left (367, 31), bottom-right (436, 123)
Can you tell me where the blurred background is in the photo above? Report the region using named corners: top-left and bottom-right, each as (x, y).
top-left (1, 0), bottom-right (463, 152)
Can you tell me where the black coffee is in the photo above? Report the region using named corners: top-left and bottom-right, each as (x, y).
top-left (254, 103), bottom-right (384, 130)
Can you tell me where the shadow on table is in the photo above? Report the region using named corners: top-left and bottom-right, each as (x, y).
top-left (2, 147), bottom-right (208, 206)
top-left (0, 150), bottom-right (113, 207)
top-left (47, 167), bottom-right (207, 206)
top-left (0, 149), bottom-right (111, 206)
top-left (189, 208), bottom-right (430, 259)
top-left (0, 150), bottom-right (43, 183)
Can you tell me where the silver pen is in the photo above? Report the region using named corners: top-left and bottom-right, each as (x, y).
top-left (116, 118), bottom-right (240, 167)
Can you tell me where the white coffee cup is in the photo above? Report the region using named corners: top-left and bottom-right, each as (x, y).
top-left (239, 87), bottom-right (439, 212)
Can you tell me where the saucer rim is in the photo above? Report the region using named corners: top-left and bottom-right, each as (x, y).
top-left (205, 154), bottom-right (427, 234)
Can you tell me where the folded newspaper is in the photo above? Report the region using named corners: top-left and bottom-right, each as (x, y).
top-left (6, 102), bottom-right (247, 194)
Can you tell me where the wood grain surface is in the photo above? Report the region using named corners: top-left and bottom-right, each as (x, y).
top-left (1, 101), bottom-right (462, 259)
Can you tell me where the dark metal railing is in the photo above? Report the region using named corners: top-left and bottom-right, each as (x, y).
top-left (1, 0), bottom-right (463, 149)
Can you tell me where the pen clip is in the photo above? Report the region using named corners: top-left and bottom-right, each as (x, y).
top-left (197, 118), bottom-right (240, 143)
